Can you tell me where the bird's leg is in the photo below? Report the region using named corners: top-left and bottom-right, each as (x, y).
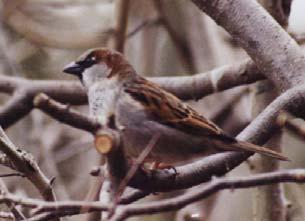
top-left (150, 161), bottom-right (178, 178)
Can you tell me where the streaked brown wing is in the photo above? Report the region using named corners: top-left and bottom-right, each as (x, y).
top-left (125, 77), bottom-right (230, 138)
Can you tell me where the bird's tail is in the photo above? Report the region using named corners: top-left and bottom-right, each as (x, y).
top-left (233, 141), bottom-right (289, 161)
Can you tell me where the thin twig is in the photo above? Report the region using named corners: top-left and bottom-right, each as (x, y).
top-left (108, 133), bottom-right (160, 218)
top-left (277, 111), bottom-right (305, 141)
top-left (0, 179), bottom-right (27, 220)
top-left (0, 172), bottom-right (24, 178)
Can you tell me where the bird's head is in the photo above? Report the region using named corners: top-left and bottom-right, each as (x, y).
top-left (63, 48), bottom-right (135, 88)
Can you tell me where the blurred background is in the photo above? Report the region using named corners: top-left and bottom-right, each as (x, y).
top-left (0, 0), bottom-right (305, 220)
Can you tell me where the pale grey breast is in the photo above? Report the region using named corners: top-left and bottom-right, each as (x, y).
top-left (88, 80), bottom-right (121, 125)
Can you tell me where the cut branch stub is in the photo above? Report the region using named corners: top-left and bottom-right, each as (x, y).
top-left (94, 128), bottom-right (121, 155)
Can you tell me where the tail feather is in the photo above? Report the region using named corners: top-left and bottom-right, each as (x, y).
top-left (233, 141), bottom-right (289, 161)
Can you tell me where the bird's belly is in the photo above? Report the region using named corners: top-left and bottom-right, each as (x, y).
top-left (119, 119), bottom-right (219, 165)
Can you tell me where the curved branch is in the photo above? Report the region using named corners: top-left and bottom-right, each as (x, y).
top-left (191, 0), bottom-right (305, 90)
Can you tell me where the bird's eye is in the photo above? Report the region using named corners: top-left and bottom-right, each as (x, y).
top-left (77, 55), bottom-right (97, 68)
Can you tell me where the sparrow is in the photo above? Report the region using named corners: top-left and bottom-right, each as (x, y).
top-left (63, 48), bottom-right (288, 165)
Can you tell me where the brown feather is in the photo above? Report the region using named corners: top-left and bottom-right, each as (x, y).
top-left (125, 76), bottom-right (288, 161)
top-left (126, 77), bottom-right (223, 136)
top-left (233, 141), bottom-right (289, 161)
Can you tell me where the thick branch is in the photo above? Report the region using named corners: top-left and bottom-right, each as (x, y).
top-left (191, 0), bottom-right (305, 91)
top-left (152, 59), bottom-right (264, 100)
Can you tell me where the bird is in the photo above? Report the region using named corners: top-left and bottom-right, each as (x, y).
top-left (63, 48), bottom-right (288, 165)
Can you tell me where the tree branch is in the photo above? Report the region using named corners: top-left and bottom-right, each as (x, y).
top-left (277, 111), bottom-right (305, 141)
top-left (109, 169), bottom-right (305, 221)
top-left (33, 93), bottom-right (100, 134)
top-left (0, 129), bottom-right (57, 203)
top-left (191, 0), bottom-right (305, 91)
top-left (2, 169), bottom-right (303, 221)
top-left (0, 90), bottom-right (33, 129)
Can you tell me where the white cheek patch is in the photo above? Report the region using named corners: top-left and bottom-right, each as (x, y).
top-left (82, 63), bottom-right (112, 89)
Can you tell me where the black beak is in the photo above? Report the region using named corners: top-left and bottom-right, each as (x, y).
top-left (63, 62), bottom-right (84, 76)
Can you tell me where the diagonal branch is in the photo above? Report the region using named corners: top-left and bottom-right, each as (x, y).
top-left (191, 0), bottom-right (305, 91)
top-left (0, 128), bottom-right (57, 203)
top-left (33, 93), bottom-right (100, 134)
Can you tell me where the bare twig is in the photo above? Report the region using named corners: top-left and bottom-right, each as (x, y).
top-left (277, 111), bottom-right (305, 141)
top-left (0, 172), bottom-right (24, 177)
top-left (108, 133), bottom-right (160, 218)
top-left (0, 128), bottom-right (57, 203)
top-left (33, 93), bottom-right (100, 134)
top-left (83, 157), bottom-right (105, 221)
top-left (0, 179), bottom-right (27, 220)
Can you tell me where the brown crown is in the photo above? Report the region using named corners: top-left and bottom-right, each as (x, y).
top-left (81, 48), bottom-right (135, 78)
